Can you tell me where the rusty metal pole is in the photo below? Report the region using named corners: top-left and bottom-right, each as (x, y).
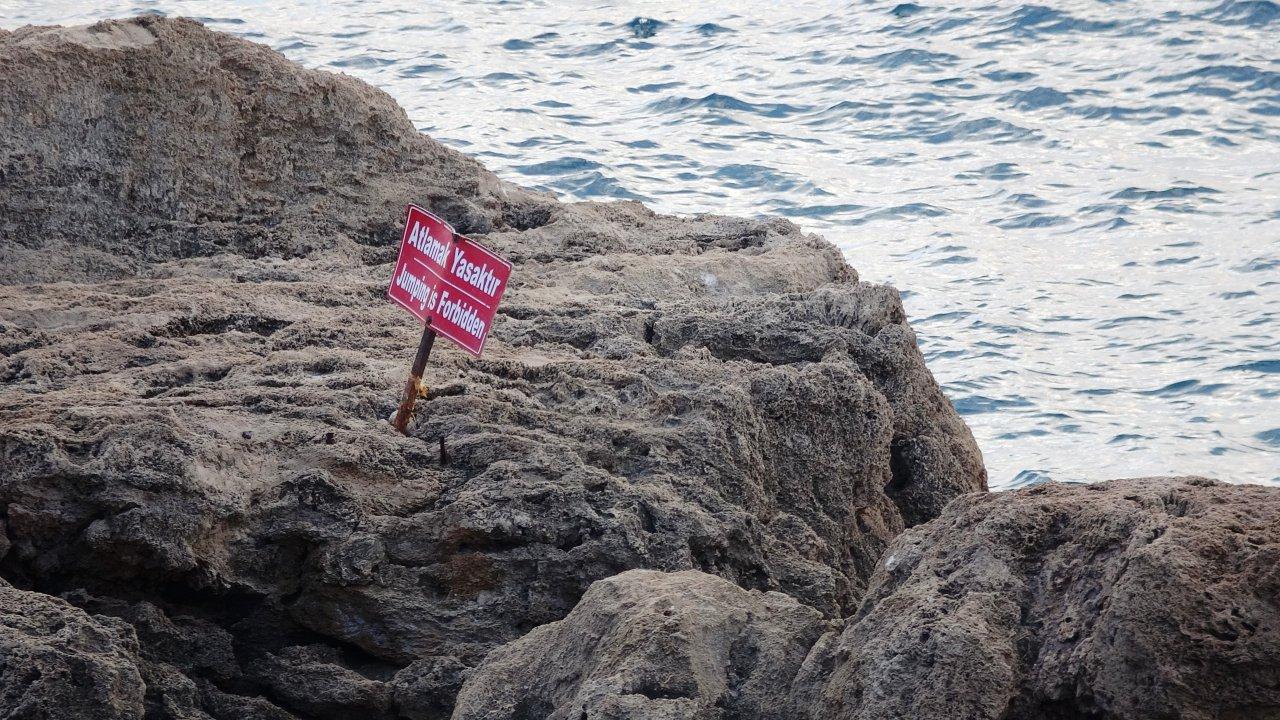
top-left (391, 322), bottom-right (437, 434)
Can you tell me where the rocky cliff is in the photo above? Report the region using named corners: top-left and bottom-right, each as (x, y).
top-left (1, 16), bottom-right (987, 719)
top-left (8, 16), bottom-right (1274, 720)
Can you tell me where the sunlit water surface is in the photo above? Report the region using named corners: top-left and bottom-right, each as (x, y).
top-left (3, 0), bottom-right (1277, 488)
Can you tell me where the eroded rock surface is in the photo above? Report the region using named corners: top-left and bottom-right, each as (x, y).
top-left (0, 16), bottom-right (984, 720)
top-left (0, 579), bottom-right (147, 719)
top-left (0, 15), bottom-right (553, 285)
top-left (808, 476), bottom-right (1280, 720)
top-left (457, 477), bottom-right (1280, 720)
top-left (453, 570), bottom-right (832, 720)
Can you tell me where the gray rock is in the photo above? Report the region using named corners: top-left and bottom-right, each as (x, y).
top-left (63, 592), bottom-right (241, 684)
top-left (0, 16), bottom-right (983, 718)
top-left (809, 476), bottom-right (1280, 720)
top-left (457, 477), bottom-right (1280, 720)
top-left (389, 656), bottom-right (471, 720)
top-left (0, 579), bottom-right (146, 719)
top-left (246, 645), bottom-right (392, 720)
top-left (0, 16), bottom-right (553, 284)
top-left (452, 569), bottom-right (832, 720)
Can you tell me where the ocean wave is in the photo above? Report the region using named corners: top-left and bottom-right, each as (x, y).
top-left (645, 93), bottom-right (807, 119)
top-left (1204, 0), bottom-right (1280, 26)
top-left (987, 5), bottom-right (1122, 38)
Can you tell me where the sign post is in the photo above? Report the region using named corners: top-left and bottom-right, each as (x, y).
top-left (390, 322), bottom-right (437, 433)
top-left (386, 205), bottom-right (512, 434)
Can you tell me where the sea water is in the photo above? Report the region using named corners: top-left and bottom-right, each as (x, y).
top-left (3, 0), bottom-right (1277, 488)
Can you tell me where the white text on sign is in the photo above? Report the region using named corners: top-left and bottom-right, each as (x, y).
top-left (385, 205), bottom-right (513, 357)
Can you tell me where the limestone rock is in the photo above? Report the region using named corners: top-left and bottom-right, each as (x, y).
top-left (0, 16), bottom-right (553, 284)
top-left (0, 579), bottom-right (146, 719)
top-left (452, 569), bottom-right (831, 720)
top-left (809, 476), bottom-right (1280, 719)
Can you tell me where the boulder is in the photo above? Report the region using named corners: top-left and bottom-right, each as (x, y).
top-left (452, 569), bottom-right (832, 720)
top-left (808, 476), bottom-right (1280, 720)
top-left (0, 579), bottom-right (146, 719)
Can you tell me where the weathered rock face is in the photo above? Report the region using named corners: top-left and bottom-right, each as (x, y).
top-left (452, 570), bottom-right (833, 720)
top-left (0, 579), bottom-right (146, 719)
top-left (0, 15), bottom-right (553, 285)
top-left (0, 16), bottom-right (985, 720)
top-left (456, 477), bottom-right (1280, 720)
top-left (807, 476), bottom-right (1280, 720)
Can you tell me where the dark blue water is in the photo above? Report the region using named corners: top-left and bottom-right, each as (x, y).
top-left (6, 0), bottom-right (1278, 488)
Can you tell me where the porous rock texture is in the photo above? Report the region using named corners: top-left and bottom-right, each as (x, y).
top-left (0, 16), bottom-right (985, 720)
top-left (0, 578), bottom-right (145, 719)
top-left (455, 477), bottom-right (1280, 720)
top-left (806, 476), bottom-right (1280, 720)
top-left (452, 570), bottom-right (833, 720)
top-left (0, 16), bottom-right (554, 285)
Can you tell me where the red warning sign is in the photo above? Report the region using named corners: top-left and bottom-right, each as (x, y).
top-left (386, 205), bottom-right (511, 357)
